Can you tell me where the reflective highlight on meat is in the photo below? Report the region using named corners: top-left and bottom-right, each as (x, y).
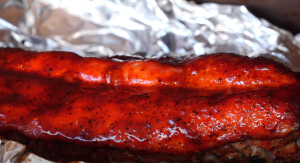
top-left (0, 48), bottom-right (297, 95)
top-left (0, 48), bottom-right (299, 161)
top-left (0, 70), bottom-right (299, 157)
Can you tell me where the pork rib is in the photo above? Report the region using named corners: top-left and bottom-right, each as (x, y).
top-left (0, 48), bottom-right (300, 162)
top-left (0, 70), bottom-right (299, 158)
top-left (0, 48), bottom-right (297, 95)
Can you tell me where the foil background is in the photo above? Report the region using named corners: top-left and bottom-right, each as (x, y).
top-left (0, 0), bottom-right (299, 162)
top-left (0, 0), bottom-right (299, 69)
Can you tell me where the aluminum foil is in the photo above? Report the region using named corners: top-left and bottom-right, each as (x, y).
top-left (0, 140), bottom-right (25, 163)
top-left (0, 0), bottom-right (300, 162)
top-left (0, 0), bottom-right (299, 69)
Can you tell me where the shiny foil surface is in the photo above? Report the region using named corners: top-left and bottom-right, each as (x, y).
top-left (0, 0), bottom-right (299, 162)
top-left (0, 0), bottom-right (299, 69)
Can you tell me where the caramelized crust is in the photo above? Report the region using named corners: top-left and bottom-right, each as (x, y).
top-left (2, 131), bottom-right (300, 162)
top-left (0, 48), bottom-right (297, 95)
top-left (0, 70), bottom-right (299, 158)
top-left (0, 48), bottom-right (299, 162)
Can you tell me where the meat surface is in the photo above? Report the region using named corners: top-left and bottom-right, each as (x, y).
top-left (0, 67), bottom-right (300, 159)
top-left (0, 48), bottom-right (300, 162)
top-left (2, 131), bottom-right (300, 162)
top-left (0, 48), bottom-right (297, 95)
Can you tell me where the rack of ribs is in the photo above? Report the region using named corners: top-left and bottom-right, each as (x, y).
top-left (0, 48), bottom-right (299, 162)
top-left (0, 48), bottom-right (297, 95)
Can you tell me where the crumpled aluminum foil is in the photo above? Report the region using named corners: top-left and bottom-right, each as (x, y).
top-left (0, 140), bottom-right (25, 163)
top-left (0, 0), bottom-right (300, 162)
top-left (294, 33), bottom-right (300, 48)
top-left (0, 0), bottom-right (299, 69)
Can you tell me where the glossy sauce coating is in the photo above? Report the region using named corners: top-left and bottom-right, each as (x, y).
top-left (0, 70), bottom-right (299, 157)
top-left (0, 48), bottom-right (298, 95)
